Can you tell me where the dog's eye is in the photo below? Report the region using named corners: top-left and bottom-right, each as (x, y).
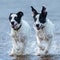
top-left (14, 17), bottom-right (17, 20)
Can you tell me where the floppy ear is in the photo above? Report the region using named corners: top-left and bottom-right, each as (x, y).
top-left (17, 11), bottom-right (24, 17)
top-left (31, 6), bottom-right (38, 16)
top-left (9, 13), bottom-right (13, 20)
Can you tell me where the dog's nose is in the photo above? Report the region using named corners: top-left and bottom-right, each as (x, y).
top-left (11, 22), bottom-right (14, 25)
top-left (36, 24), bottom-right (39, 27)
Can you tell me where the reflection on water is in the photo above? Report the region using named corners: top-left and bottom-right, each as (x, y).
top-left (11, 55), bottom-right (60, 60)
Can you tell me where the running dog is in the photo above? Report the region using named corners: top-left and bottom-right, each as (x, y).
top-left (9, 11), bottom-right (31, 56)
top-left (31, 6), bottom-right (55, 55)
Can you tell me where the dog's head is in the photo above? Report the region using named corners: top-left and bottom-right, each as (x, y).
top-left (9, 11), bottom-right (23, 30)
top-left (31, 6), bottom-right (47, 30)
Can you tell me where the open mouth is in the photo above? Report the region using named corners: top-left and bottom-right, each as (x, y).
top-left (36, 27), bottom-right (40, 30)
top-left (11, 24), bottom-right (17, 28)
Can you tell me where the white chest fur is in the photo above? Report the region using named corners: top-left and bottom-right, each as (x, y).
top-left (10, 20), bottom-right (31, 55)
top-left (35, 19), bottom-right (55, 55)
top-left (11, 29), bottom-right (25, 43)
top-left (36, 28), bottom-right (46, 40)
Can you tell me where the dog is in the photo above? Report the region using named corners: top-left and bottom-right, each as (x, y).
top-left (31, 6), bottom-right (55, 55)
top-left (9, 11), bottom-right (31, 56)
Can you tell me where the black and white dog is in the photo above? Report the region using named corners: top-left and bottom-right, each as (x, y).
top-left (9, 11), bottom-right (31, 56)
top-left (31, 6), bottom-right (55, 55)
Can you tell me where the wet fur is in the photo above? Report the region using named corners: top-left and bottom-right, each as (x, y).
top-left (31, 6), bottom-right (55, 55)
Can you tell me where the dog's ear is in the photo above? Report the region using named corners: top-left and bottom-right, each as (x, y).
top-left (31, 6), bottom-right (38, 16)
top-left (17, 11), bottom-right (24, 17)
top-left (9, 13), bottom-right (13, 20)
top-left (39, 6), bottom-right (47, 23)
top-left (41, 6), bottom-right (47, 17)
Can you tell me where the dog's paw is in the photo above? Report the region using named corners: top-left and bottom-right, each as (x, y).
top-left (45, 50), bottom-right (48, 54)
top-left (35, 53), bottom-right (41, 56)
top-left (9, 52), bottom-right (15, 57)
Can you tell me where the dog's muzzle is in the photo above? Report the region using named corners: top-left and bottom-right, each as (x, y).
top-left (13, 24), bottom-right (22, 31)
top-left (11, 21), bottom-right (14, 25)
top-left (36, 24), bottom-right (45, 30)
top-left (11, 22), bottom-right (22, 31)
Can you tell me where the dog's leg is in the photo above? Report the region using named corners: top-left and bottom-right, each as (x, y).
top-left (35, 37), bottom-right (44, 56)
top-left (44, 36), bottom-right (52, 54)
top-left (9, 39), bottom-right (16, 56)
top-left (9, 48), bottom-right (15, 56)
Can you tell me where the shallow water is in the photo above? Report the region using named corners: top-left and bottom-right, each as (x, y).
top-left (15, 55), bottom-right (60, 60)
top-left (0, 0), bottom-right (60, 60)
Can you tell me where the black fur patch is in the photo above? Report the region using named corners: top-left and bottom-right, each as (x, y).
top-left (31, 6), bottom-right (38, 17)
top-left (16, 11), bottom-right (24, 24)
top-left (9, 11), bottom-right (24, 24)
top-left (39, 12), bottom-right (47, 23)
top-left (39, 6), bottom-right (47, 23)
top-left (9, 13), bottom-right (13, 21)
top-left (31, 6), bottom-right (47, 24)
